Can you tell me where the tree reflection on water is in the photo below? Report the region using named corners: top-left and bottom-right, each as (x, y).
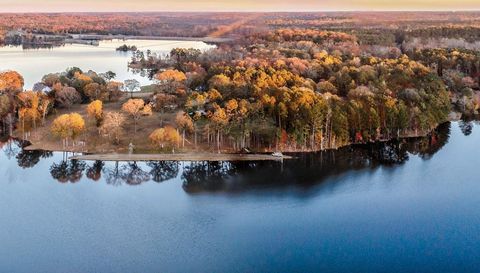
top-left (16, 149), bottom-right (53, 169)
top-left (147, 161), bottom-right (179, 183)
top-left (0, 137), bottom-right (53, 169)
top-left (86, 161), bottom-right (104, 181)
top-left (101, 161), bottom-right (179, 186)
top-left (458, 119), bottom-right (477, 136)
top-left (0, 122), bottom-right (455, 192)
top-left (103, 162), bottom-right (124, 186)
top-left (50, 159), bottom-right (87, 183)
top-left (1, 137), bottom-right (22, 160)
top-left (120, 162), bottom-right (150, 185)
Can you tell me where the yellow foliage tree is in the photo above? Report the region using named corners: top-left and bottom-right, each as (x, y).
top-left (69, 113), bottom-right (86, 141)
top-left (86, 100), bottom-right (103, 126)
top-left (74, 72), bottom-right (93, 84)
top-left (16, 91), bottom-right (51, 138)
top-left (149, 126), bottom-right (181, 151)
top-left (51, 114), bottom-right (71, 147)
top-left (51, 113), bottom-right (85, 147)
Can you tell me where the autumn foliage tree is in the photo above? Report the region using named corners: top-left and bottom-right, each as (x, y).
top-left (121, 99), bottom-right (147, 136)
top-left (55, 86), bottom-right (82, 108)
top-left (0, 95), bottom-right (11, 133)
top-left (84, 82), bottom-right (106, 102)
top-left (51, 113), bottom-right (85, 147)
top-left (149, 126), bottom-right (181, 151)
top-left (16, 91), bottom-right (44, 137)
top-left (0, 71), bottom-right (24, 94)
top-left (0, 71), bottom-right (24, 134)
top-left (175, 111), bottom-right (194, 147)
top-left (208, 104), bottom-right (229, 152)
top-left (100, 112), bottom-right (126, 145)
top-left (86, 100), bottom-right (103, 127)
top-left (106, 81), bottom-right (123, 102)
top-left (155, 69), bottom-right (187, 94)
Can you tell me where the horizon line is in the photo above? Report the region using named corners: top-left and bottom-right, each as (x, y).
top-left (1, 10), bottom-right (480, 13)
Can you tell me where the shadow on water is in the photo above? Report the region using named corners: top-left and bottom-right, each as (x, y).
top-left (0, 122), bottom-right (453, 193)
top-left (182, 122), bottom-right (451, 194)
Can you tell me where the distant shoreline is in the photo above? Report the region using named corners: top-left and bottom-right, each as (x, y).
top-left (69, 34), bottom-right (233, 43)
top-left (2, 31), bottom-right (232, 48)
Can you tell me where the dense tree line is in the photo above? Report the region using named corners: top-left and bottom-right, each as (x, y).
top-left (129, 28), bottom-right (451, 152)
top-left (408, 48), bottom-right (480, 114)
top-left (2, 12), bottom-right (480, 45)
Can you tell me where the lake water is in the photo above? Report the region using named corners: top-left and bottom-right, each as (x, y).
top-left (0, 39), bottom-right (215, 89)
top-left (1, 121), bottom-right (479, 273)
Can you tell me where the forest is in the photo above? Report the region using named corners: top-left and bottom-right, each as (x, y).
top-left (1, 13), bottom-right (480, 153)
top-left (2, 11), bottom-right (480, 44)
top-left (127, 29), bottom-right (456, 151)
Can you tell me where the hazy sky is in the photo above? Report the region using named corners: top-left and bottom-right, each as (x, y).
top-left (1, 0), bottom-right (479, 12)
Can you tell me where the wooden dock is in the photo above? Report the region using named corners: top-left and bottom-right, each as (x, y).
top-left (69, 153), bottom-right (292, 162)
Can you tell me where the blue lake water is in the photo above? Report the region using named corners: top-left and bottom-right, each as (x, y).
top-left (0, 121), bottom-right (480, 273)
top-left (0, 39), bottom-right (215, 89)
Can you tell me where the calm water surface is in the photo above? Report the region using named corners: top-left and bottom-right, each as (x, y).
top-left (0, 39), bottom-right (215, 89)
top-left (1, 121), bottom-right (480, 273)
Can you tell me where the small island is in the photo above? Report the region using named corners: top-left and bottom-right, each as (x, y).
top-left (116, 44), bottom-right (138, 52)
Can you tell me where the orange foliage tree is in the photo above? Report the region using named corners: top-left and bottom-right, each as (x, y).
top-left (0, 71), bottom-right (24, 94)
top-left (155, 69), bottom-right (187, 94)
top-left (121, 99), bottom-right (147, 136)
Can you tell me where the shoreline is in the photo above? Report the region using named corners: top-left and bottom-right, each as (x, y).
top-left (3, 33), bottom-right (234, 47)
top-left (69, 153), bottom-right (292, 162)
top-left (19, 122), bottom-right (449, 162)
top-left (16, 106), bottom-right (459, 161)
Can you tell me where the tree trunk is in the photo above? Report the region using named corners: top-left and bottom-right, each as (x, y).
top-left (134, 118), bottom-right (137, 137)
top-left (8, 113), bottom-right (13, 136)
top-left (217, 130), bottom-right (220, 153)
top-left (194, 128), bottom-right (197, 149)
top-left (207, 127), bottom-right (210, 145)
top-left (311, 125), bottom-right (315, 151)
top-left (182, 129), bottom-right (185, 148)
